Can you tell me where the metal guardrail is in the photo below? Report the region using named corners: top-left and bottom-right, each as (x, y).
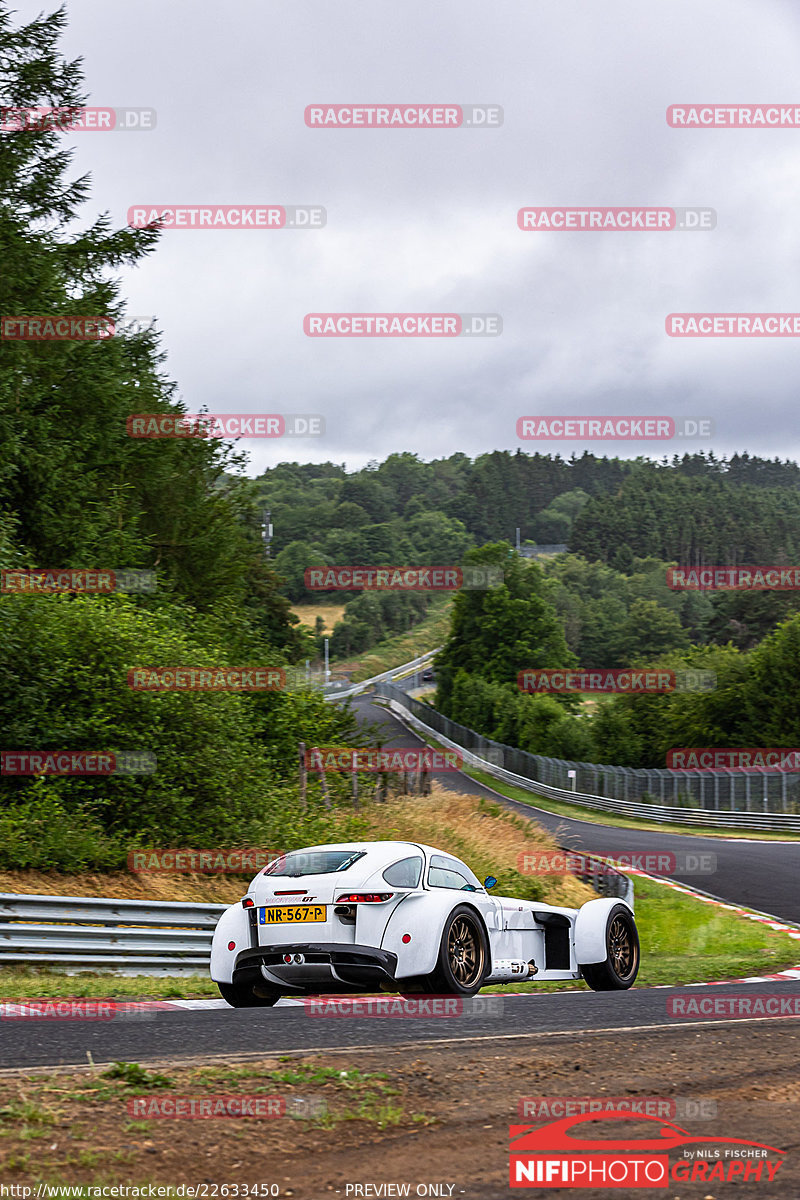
top-left (324, 647), bottom-right (441, 702)
top-left (0, 894), bottom-right (226, 975)
top-left (0, 865), bottom-right (630, 975)
top-left (377, 684), bottom-right (800, 831)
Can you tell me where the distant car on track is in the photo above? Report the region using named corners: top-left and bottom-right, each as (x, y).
top-left (421, 668), bottom-right (435, 683)
top-left (211, 840), bottom-right (639, 1007)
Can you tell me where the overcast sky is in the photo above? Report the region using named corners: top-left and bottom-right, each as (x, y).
top-left (15, 0), bottom-right (800, 474)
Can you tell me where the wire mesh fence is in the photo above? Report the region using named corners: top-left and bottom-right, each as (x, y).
top-left (375, 683), bottom-right (800, 818)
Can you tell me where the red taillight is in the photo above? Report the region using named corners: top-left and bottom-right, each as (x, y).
top-left (242, 898), bottom-right (254, 908)
top-left (274, 890), bottom-right (307, 896)
top-left (335, 892), bottom-right (394, 903)
top-left (228, 941), bottom-right (236, 951)
top-left (402, 934), bottom-right (412, 944)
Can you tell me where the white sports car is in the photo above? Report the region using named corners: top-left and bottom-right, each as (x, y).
top-left (210, 840), bottom-right (639, 1006)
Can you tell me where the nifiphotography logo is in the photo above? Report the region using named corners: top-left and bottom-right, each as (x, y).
top-left (509, 1111), bottom-right (785, 1188)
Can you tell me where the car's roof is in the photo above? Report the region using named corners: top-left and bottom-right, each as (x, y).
top-left (276, 840), bottom-right (457, 861)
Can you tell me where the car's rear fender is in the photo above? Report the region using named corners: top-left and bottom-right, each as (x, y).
top-left (573, 897), bottom-right (635, 967)
top-left (210, 904), bottom-right (251, 983)
top-left (381, 893), bottom-right (490, 979)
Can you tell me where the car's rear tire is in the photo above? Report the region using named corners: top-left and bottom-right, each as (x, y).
top-left (580, 904), bottom-right (639, 991)
top-left (217, 980), bottom-right (281, 1007)
top-left (423, 905), bottom-right (489, 996)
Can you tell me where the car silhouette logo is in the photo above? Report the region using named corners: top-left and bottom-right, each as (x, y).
top-left (510, 1111), bottom-right (785, 1155)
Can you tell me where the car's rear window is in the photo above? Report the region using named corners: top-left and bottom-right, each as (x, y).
top-left (262, 849), bottom-right (367, 877)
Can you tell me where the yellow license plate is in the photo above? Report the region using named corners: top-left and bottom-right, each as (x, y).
top-left (259, 905), bottom-right (327, 924)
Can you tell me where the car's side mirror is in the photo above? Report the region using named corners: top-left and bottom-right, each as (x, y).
top-left (484, 876), bottom-right (497, 890)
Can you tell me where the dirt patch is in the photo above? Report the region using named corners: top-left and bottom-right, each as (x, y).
top-left (0, 1023), bottom-right (798, 1195)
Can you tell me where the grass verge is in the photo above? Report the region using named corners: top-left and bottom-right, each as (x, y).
top-left (482, 868), bottom-right (799, 992)
top-left (333, 597), bottom-right (452, 682)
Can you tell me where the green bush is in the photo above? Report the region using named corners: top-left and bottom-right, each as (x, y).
top-left (0, 595), bottom-right (357, 862)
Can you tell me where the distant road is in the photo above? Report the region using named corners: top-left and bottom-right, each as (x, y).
top-left (350, 694), bottom-right (800, 924)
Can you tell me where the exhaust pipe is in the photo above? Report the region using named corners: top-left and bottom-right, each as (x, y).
top-left (488, 958), bottom-right (539, 982)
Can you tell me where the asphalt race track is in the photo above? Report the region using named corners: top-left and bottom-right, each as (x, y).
top-left (1, 688), bottom-right (797, 1073)
top-left (350, 693), bottom-right (800, 923)
top-left (3, 983), bottom-right (800, 1070)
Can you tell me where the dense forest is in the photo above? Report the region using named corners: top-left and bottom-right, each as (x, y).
top-left (259, 451), bottom-right (800, 658)
top-left (258, 450), bottom-right (800, 575)
top-left (0, 8), bottom-right (355, 868)
top-left (432, 545), bottom-right (800, 771)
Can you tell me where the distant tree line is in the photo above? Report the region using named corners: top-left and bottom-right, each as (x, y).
top-left (432, 545), bottom-right (800, 769)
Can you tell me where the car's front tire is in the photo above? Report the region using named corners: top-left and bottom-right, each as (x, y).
top-left (217, 980), bottom-right (281, 1007)
top-left (580, 904), bottom-right (639, 991)
top-left (423, 905), bottom-right (489, 996)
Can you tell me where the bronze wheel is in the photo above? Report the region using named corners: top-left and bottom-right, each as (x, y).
top-left (447, 914), bottom-right (485, 987)
top-left (608, 914), bottom-right (636, 979)
top-left (581, 904), bottom-right (640, 991)
top-left (424, 905), bottom-right (489, 995)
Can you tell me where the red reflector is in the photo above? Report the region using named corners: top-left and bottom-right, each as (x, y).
top-left (227, 941), bottom-right (236, 951)
top-left (402, 934), bottom-right (412, 944)
top-left (275, 890), bottom-right (307, 896)
top-left (335, 893), bottom-right (394, 903)
top-left (283, 954), bottom-right (293, 964)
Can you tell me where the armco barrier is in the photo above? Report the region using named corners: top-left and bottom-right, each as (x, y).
top-left (0, 870), bottom-right (628, 972)
top-left (376, 683), bottom-right (800, 832)
top-left (324, 647), bottom-right (441, 702)
top-left (0, 894), bottom-right (225, 975)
